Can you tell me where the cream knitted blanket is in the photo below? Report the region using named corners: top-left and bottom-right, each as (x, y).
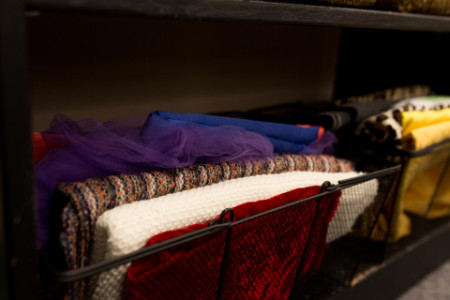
top-left (89, 171), bottom-right (378, 299)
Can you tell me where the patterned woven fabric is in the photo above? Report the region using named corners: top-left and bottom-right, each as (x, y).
top-left (58, 154), bottom-right (353, 272)
top-left (124, 186), bottom-right (341, 300)
top-left (57, 154), bottom-right (353, 299)
top-left (315, 0), bottom-right (377, 7)
top-left (380, 0), bottom-right (450, 15)
top-left (335, 84), bottom-right (431, 105)
top-left (88, 170), bottom-right (372, 300)
top-left (355, 96), bottom-right (450, 147)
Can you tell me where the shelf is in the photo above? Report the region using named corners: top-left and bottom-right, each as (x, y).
top-left (26, 0), bottom-right (450, 32)
top-left (290, 215), bottom-right (450, 300)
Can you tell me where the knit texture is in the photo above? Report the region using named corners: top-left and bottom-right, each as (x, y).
top-left (57, 154), bottom-right (353, 272)
top-left (326, 179), bottom-right (379, 243)
top-left (57, 154), bottom-right (353, 299)
top-left (124, 186), bottom-right (341, 300)
top-left (88, 170), bottom-right (375, 300)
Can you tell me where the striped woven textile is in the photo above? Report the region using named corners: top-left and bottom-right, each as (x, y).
top-left (57, 154), bottom-right (353, 271)
top-left (56, 154), bottom-right (353, 299)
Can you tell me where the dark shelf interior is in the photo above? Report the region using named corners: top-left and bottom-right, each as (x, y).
top-left (290, 215), bottom-right (450, 300)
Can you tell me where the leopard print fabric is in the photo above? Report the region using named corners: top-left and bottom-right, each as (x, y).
top-left (355, 101), bottom-right (450, 148)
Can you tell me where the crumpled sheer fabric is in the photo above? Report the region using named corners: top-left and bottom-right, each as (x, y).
top-left (32, 132), bottom-right (68, 164)
top-left (145, 111), bottom-right (322, 153)
top-left (300, 130), bottom-right (338, 155)
top-left (35, 114), bottom-right (274, 250)
top-left (125, 186), bottom-right (340, 300)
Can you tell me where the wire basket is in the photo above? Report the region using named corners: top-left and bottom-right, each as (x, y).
top-left (347, 138), bottom-right (450, 244)
top-left (39, 166), bottom-right (400, 300)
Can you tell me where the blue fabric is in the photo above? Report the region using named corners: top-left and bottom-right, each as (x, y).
top-left (36, 114), bottom-right (274, 251)
top-left (144, 111), bottom-right (321, 153)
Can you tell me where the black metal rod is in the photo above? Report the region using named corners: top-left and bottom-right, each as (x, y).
top-left (347, 171), bottom-right (399, 285)
top-left (425, 152), bottom-right (450, 217)
top-left (290, 183), bottom-right (327, 292)
top-left (54, 223), bottom-right (230, 283)
top-left (216, 211), bottom-right (234, 300)
top-left (400, 138), bottom-right (450, 158)
top-left (330, 165), bottom-right (402, 190)
top-left (52, 166), bottom-right (401, 283)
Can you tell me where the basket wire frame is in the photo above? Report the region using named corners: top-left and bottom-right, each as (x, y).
top-left (42, 166), bottom-right (401, 299)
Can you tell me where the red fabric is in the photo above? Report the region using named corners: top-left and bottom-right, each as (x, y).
top-left (32, 132), bottom-right (68, 164)
top-left (296, 124), bottom-right (325, 139)
top-left (125, 186), bottom-right (341, 300)
top-left (294, 190), bottom-right (341, 285)
top-left (32, 133), bottom-right (48, 164)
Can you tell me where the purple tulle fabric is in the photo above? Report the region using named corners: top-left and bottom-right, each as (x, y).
top-left (145, 111), bottom-right (321, 154)
top-left (301, 131), bottom-right (338, 155)
top-left (35, 114), bottom-right (274, 250)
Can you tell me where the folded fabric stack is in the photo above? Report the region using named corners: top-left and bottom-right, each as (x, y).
top-left (343, 94), bottom-right (450, 242)
top-left (301, 84), bottom-right (432, 134)
top-left (89, 171), bottom-right (376, 300)
top-left (355, 96), bottom-right (450, 149)
top-left (34, 111), bottom-right (382, 299)
top-left (379, 0), bottom-right (450, 15)
top-left (276, 0), bottom-right (450, 16)
top-left (58, 153), bottom-right (354, 272)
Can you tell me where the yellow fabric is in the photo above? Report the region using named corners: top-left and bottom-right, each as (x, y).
top-left (402, 108), bottom-right (450, 137)
top-left (367, 120), bottom-right (450, 242)
top-left (352, 171), bottom-right (412, 242)
top-left (402, 120), bottom-right (450, 150)
top-left (403, 153), bottom-right (450, 218)
top-left (388, 121), bottom-right (450, 241)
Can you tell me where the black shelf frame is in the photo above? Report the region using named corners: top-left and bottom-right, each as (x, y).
top-left (1, 0), bottom-right (450, 299)
top-left (0, 1), bottom-right (38, 300)
top-left (25, 0), bottom-right (450, 32)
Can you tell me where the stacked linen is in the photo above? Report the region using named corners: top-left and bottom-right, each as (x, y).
top-left (57, 154), bottom-right (355, 299)
top-left (351, 95), bottom-right (450, 242)
top-left (300, 84), bottom-right (432, 134)
top-left (394, 108), bottom-right (450, 236)
top-left (38, 111), bottom-right (382, 299)
top-left (58, 154), bottom-right (354, 272)
top-left (36, 112), bottom-right (342, 299)
top-left (378, 0), bottom-right (450, 16)
top-left (355, 96), bottom-right (450, 148)
top-left (88, 170), bottom-right (378, 300)
top-left (36, 114), bottom-right (274, 251)
top-left (37, 112), bottom-right (332, 252)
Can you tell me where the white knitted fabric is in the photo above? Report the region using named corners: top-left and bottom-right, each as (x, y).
top-left (89, 171), bottom-right (377, 300)
top-left (326, 179), bottom-right (378, 243)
